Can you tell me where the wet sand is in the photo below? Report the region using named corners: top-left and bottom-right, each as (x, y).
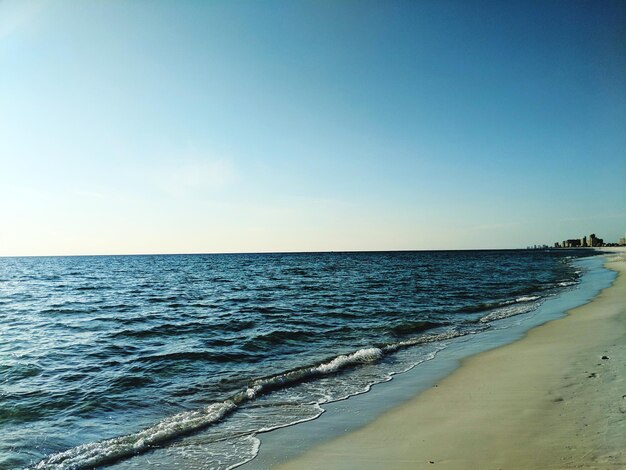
top-left (276, 250), bottom-right (626, 469)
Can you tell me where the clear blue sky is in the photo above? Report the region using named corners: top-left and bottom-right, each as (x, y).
top-left (1, 0), bottom-right (624, 255)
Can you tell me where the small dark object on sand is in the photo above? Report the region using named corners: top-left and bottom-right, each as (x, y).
top-left (601, 355), bottom-right (609, 360)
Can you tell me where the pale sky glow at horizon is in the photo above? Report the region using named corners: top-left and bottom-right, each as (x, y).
top-left (1, 0), bottom-right (625, 256)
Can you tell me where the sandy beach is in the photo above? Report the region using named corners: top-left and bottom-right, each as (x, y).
top-left (276, 250), bottom-right (626, 470)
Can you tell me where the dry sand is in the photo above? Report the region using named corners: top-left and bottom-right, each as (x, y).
top-left (276, 250), bottom-right (626, 469)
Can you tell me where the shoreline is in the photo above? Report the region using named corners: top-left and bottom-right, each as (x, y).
top-left (260, 250), bottom-right (626, 469)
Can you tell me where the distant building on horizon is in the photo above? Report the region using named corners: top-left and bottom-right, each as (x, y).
top-left (553, 232), bottom-right (614, 248)
top-left (588, 233), bottom-right (603, 247)
top-left (562, 239), bottom-right (582, 248)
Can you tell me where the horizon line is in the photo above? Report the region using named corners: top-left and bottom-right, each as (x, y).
top-left (1, 247), bottom-right (597, 259)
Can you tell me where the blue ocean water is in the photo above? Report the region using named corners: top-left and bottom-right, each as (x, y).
top-left (0, 250), bottom-right (593, 469)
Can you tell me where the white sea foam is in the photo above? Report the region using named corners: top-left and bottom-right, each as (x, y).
top-left (257, 403), bottom-right (325, 433)
top-left (31, 402), bottom-right (236, 470)
top-left (516, 295), bottom-right (541, 302)
top-left (479, 301), bottom-right (540, 323)
top-left (316, 347), bottom-right (382, 373)
top-left (384, 329), bottom-right (466, 352)
top-left (224, 436), bottom-right (261, 470)
top-left (244, 384), bottom-right (263, 399)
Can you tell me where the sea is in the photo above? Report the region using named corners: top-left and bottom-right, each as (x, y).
top-left (0, 250), bottom-right (606, 469)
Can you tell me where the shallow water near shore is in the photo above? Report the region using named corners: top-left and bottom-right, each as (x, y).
top-left (0, 250), bottom-right (606, 469)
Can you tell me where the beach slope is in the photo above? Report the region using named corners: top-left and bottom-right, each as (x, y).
top-left (276, 253), bottom-right (626, 469)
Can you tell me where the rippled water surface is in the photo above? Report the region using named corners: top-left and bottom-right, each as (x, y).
top-left (0, 250), bottom-right (592, 469)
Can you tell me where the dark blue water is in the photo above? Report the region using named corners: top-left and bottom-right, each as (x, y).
top-left (0, 250), bottom-right (592, 469)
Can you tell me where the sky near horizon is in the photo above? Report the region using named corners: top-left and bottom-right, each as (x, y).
top-left (1, 0), bottom-right (625, 256)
